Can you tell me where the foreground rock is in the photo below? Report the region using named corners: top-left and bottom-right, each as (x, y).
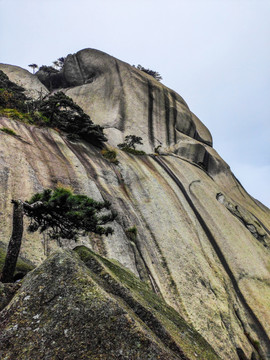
top-left (0, 248), bottom-right (219, 360)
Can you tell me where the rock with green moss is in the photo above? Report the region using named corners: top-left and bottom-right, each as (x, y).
top-left (0, 248), bottom-right (220, 360)
top-left (0, 245), bottom-right (34, 280)
top-left (0, 282), bottom-right (21, 311)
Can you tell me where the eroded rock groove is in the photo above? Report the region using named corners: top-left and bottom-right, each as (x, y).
top-left (151, 155), bottom-right (270, 358)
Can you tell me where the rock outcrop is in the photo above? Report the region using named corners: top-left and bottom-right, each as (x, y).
top-left (0, 50), bottom-right (269, 360)
top-left (0, 248), bottom-right (220, 360)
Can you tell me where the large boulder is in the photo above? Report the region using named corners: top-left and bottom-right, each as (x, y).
top-left (0, 248), bottom-right (220, 360)
top-left (0, 64), bottom-right (48, 100)
top-left (61, 49), bottom-right (213, 153)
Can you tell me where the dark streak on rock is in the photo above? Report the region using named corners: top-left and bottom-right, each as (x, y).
top-left (152, 155), bottom-right (270, 356)
top-left (164, 89), bottom-right (171, 145)
top-left (171, 92), bottom-right (177, 144)
top-left (148, 80), bottom-right (154, 147)
top-left (203, 150), bottom-right (210, 172)
top-left (114, 60), bottom-right (126, 132)
top-left (79, 249), bottom-right (190, 360)
top-left (74, 53), bottom-right (86, 84)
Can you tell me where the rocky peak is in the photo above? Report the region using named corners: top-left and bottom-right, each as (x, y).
top-left (0, 50), bottom-right (269, 360)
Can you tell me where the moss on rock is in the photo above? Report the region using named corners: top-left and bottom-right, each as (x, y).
top-left (75, 246), bottom-right (220, 360)
top-left (0, 245), bottom-right (34, 279)
top-left (0, 249), bottom-right (220, 359)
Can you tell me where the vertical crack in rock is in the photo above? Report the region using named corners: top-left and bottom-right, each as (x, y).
top-left (127, 234), bottom-right (163, 297)
top-left (151, 155), bottom-right (270, 358)
top-left (164, 89), bottom-right (171, 145)
top-left (148, 80), bottom-right (155, 147)
top-left (171, 92), bottom-right (177, 144)
top-left (202, 149), bottom-right (210, 172)
top-left (114, 60), bottom-right (126, 131)
top-left (73, 53), bottom-right (86, 84)
top-left (234, 306), bottom-right (263, 360)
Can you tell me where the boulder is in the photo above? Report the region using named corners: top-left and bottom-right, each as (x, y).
top-left (61, 49), bottom-right (213, 152)
top-left (0, 64), bottom-right (48, 100)
top-left (0, 248), bottom-right (220, 360)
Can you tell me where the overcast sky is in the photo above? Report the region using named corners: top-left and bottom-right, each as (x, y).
top-left (1, 0), bottom-right (269, 207)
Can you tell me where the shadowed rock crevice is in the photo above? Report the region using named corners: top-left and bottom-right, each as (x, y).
top-left (164, 88), bottom-right (171, 145)
top-left (148, 80), bottom-right (155, 147)
top-left (114, 60), bottom-right (126, 132)
top-left (171, 92), bottom-right (178, 144)
top-left (216, 193), bottom-right (269, 248)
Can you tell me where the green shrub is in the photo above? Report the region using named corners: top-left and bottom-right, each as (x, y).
top-left (0, 69), bottom-right (107, 147)
top-left (36, 91), bottom-right (107, 147)
top-left (0, 108), bottom-right (32, 122)
top-left (126, 226), bottom-right (137, 241)
top-left (120, 147), bottom-right (146, 156)
top-left (101, 149), bottom-right (119, 164)
top-left (133, 65), bottom-right (162, 82)
top-left (118, 135), bottom-right (145, 155)
top-left (0, 70), bottom-right (28, 111)
top-left (0, 127), bottom-right (17, 136)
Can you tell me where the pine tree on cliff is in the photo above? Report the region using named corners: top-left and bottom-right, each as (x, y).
top-left (0, 187), bottom-right (116, 283)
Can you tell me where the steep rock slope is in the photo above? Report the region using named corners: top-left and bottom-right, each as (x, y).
top-left (0, 51), bottom-right (269, 360)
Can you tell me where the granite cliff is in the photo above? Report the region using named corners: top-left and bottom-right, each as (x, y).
top-left (0, 49), bottom-right (269, 360)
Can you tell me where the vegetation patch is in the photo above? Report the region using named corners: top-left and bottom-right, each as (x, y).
top-left (0, 70), bottom-right (107, 147)
top-left (126, 226), bottom-right (137, 242)
top-left (120, 147), bottom-right (146, 155)
top-left (0, 127), bottom-right (17, 136)
top-left (133, 65), bottom-right (162, 82)
top-left (118, 135), bottom-right (146, 155)
top-left (0, 186), bottom-right (116, 283)
top-left (101, 148), bottom-right (119, 164)
top-left (74, 246), bottom-right (220, 360)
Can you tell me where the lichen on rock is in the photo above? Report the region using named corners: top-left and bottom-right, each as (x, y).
top-left (0, 248), bottom-right (220, 360)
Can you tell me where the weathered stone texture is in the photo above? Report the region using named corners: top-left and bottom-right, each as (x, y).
top-left (0, 249), bottom-right (220, 360)
top-left (0, 50), bottom-right (269, 359)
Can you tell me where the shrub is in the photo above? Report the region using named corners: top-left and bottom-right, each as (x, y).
top-left (119, 147), bottom-right (146, 156)
top-left (36, 92), bottom-right (107, 147)
top-left (0, 108), bottom-right (32, 122)
top-left (101, 149), bottom-right (119, 164)
top-left (0, 71), bottom-right (107, 147)
top-left (133, 65), bottom-right (162, 82)
top-left (126, 226), bottom-right (137, 241)
top-left (0, 71), bottom-right (28, 111)
top-left (0, 127), bottom-right (17, 136)
top-left (25, 186), bottom-right (116, 241)
top-left (118, 135), bottom-right (145, 155)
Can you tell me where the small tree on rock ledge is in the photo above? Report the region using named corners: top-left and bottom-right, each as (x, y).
top-left (118, 135), bottom-right (143, 150)
top-left (0, 187), bottom-right (116, 283)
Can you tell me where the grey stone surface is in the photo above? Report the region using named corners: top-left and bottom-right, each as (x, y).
top-left (0, 52), bottom-right (269, 359)
top-left (0, 248), bottom-right (220, 360)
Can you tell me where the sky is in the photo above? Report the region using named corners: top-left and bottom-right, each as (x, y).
top-left (1, 0), bottom-right (269, 207)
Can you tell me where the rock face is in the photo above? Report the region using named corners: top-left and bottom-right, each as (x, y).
top-left (0, 248), bottom-right (220, 360)
top-left (62, 50), bottom-right (212, 156)
top-left (0, 63), bottom-right (48, 100)
top-left (0, 50), bottom-right (270, 360)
